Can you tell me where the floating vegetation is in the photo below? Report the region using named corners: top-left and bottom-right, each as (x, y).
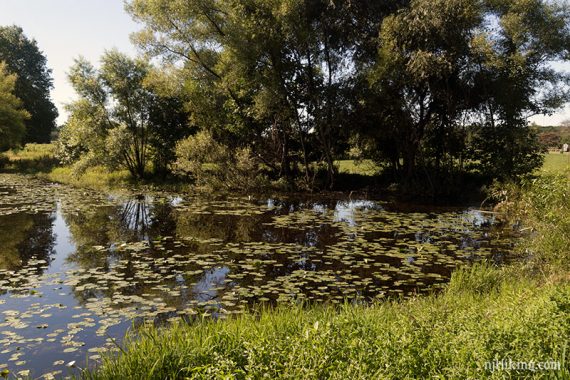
top-left (0, 174), bottom-right (520, 377)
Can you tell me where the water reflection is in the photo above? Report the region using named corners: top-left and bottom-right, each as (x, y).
top-left (193, 266), bottom-right (230, 303)
top-left (0, 211), bottom-right (55, 271)
top-left (333, 200), bottom-right (381, 226)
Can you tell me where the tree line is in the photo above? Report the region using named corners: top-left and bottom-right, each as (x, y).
top-left (0, 26), bottom-right (58, 150)
top-left (4, 0), bottom-right (570, 193)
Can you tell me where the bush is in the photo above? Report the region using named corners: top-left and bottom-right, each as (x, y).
top-left (175, 131), bottom-right (266, 191)
top-left (0, 153), bottom-right (9, 169)
top-left (489, 172), bottom-right (570, 272)
top-left (471, 123), bottom-right (544, 180)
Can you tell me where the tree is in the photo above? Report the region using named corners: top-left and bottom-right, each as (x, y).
top-left (126, 0), bottom-right (405, 189)
top-left (370, 0), bottom-right (482, 180)
top-left (0, 61), bottom-right (29, 151)
top-left (469, 0), bottom-right (570, 179)
top-left (0, 26), bottom-right (58, 144)
top-left (537, 131), bottom-right (561, 149)
top-left (58, 50), bottom-right (189, 179)
top-left (368, 0), bottom-right (570, 183)
top-left (144, 67), bottom-right (193, 176)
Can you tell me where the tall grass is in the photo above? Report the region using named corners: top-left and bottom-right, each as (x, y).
top-left (491, 171), bottom-right (570, 273)
top-left (1, 143), bottom-right (58, 174)
top-left (45, 166), bottom-right (132, 189)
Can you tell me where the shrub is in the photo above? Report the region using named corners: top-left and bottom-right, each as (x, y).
top-left (0, 153), bottom-right (9, 169)
top-left (471, 123), bottom-right (544, 180)
top-left (175, 131), bottom-right (265, 191)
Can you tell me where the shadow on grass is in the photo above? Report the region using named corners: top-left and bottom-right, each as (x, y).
top-left (0, 156), bottom-right (60, 174)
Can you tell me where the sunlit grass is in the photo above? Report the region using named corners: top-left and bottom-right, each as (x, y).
top-left (542, 152), bottom-right (570, 173)
top-left (335, 159), bottom-right (381, 176)
top-left (46, 166), bottom-right (132, 189)
top-left (5, 143), bottom-right (55, 161)
top-left (0, 143), bottom-right (58, 174)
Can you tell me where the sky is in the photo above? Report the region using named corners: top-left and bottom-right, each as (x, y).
top-left (0, 0), bottom-right (569, 126)
top-left (0, 0), bottom-right (140, 125)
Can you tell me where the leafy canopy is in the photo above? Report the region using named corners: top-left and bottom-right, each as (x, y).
top-left (0, 61), bottom-right (29, 151)
top-left (58, 50), bottom-right (189, 178)
top-left (0, 25), bottom-right (58, 144)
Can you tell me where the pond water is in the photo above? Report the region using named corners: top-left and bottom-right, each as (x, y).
top-left (0, 174), bottom-right (519, 378)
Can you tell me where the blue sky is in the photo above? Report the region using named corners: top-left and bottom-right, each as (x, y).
top-left (0, 0), bottom-right (569, 126)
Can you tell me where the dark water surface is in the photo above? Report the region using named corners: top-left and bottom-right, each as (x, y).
top-left (0, 174), bottom-right (519, 378)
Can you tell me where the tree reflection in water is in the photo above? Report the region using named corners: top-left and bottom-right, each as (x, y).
top-left (117, 195), bottom-right (152, 240)
top-left (0, 211), bottom-right (55, 271)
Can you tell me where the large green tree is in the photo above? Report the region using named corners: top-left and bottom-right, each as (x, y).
top-left (367, 0), bottom-right (570, 183)
top-left (0, 61), bottom-right (29, 151)
top-left (54, 0), bottom-right (568, 191)
top-left (469, 0), bottom-right (570, 179)
top-left (0, 26), bottom-right (58, 144)
top-left (126, 0), bottom-right (404, 189)
top-left (58, 50), bottom-right (189, 178)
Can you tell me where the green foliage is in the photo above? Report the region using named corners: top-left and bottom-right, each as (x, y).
top-left (488, 168), bottom-right (570, 274)
top-left (175, 130), bottom-right (265, 191)
top-left (7, 143), bottom-right (54, 160)
top-left (514, 174), bottom-right (570, 271)
top-left (0, 25), bottom-right (58, 144)
top-left (365, 0), bottom-right (569, 184)
top-left (471, 124), bottom-right (544, 180)
top-left (0, 61), bottom-right (29, 151)
top-left (335, 160), bottom-right (380, 176)
top-left (147, 94), bottom-right (191, 176)
top-left (46, 0), bottom-right (570, 191)
top-left (2, 143), bottom-right (58, 173)
top-left (446, 263), bottom-right (509, 296)
top-left (57, 51), bottom-right (190, 179)
top-left (126, 0), bottom-right (403, 189)
top-left (46, 166), bottom-right (132, 189)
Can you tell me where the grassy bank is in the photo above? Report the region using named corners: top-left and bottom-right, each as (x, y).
top-left (1, 145), bottom-right (381, 191)
top-left (4, 144), bottom-right (564, 194)
top-left (87, 267), bottom-right (569, 380)
top-left (1, 144), bottom-right (178, 191)
top-left (0, 144), bottom-right (58, 174)
top-left (86, 170), bottom-right (570, 379)
top-left (46, 166), bottom-right (133, 189)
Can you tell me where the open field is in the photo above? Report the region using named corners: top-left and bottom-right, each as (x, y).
top-left (336, 159), bottom-right (381, 176)
top-left (542, 152), bottom-right (570, 173)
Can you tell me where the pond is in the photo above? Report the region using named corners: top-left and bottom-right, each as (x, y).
top-left (0, 174), bottom-right (519, 378)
